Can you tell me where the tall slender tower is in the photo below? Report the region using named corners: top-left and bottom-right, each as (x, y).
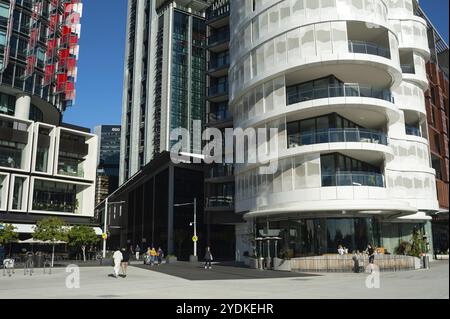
top-left (119, 0), bottom-right (210, 185)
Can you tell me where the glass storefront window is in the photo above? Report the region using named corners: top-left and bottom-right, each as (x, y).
top-left (256, 217), bottom-right (379, 258)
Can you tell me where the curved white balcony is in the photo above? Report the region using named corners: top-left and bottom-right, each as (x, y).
top-left (234, 83), bottom-right (400, 130)
top-left (230, 0), bottom-right (391, 59)
top-left (236, 187), bottom-right (416, 217)
top-left (392, 81), bottom-right (426, 114)
top-left (390, 17), bottom-right (430, 59)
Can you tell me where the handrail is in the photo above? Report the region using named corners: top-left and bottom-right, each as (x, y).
top-left (348, 40), bottom-right (391, 59)
top-left (322, 171), bottom-right (385, 187)
top-left (287, 83), bottom-right (394, 105)
top-left (288, 128), bottom-right (388, 147)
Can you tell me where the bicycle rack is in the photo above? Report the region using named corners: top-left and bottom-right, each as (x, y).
top-left (43, 260), bottom-right (52, 275)
top-left (24, 259), bottom-right (34, 276)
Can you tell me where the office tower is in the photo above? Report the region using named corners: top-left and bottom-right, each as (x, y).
top-left (119, 0), bottom-right (210, 185)
top-left (230, 0), bottom-right (440, 257)
top-left (94, 125), bottom-right (121, 204)
top-left (0, 0), bottom-right (99, 235)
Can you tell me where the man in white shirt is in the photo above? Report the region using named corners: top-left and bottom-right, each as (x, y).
top-left (112, 248), bottom-right (123, 278)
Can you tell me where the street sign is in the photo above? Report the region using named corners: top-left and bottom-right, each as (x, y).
top-left (192, 235), bottom-right (198, 242)
top-left (102, 233), bottom-right (108, 240)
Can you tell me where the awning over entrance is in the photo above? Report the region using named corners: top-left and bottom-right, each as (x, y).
top-left (7, 224), bottom-right (103, 236)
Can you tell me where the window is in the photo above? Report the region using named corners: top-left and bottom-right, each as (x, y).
top-left (320, 153), bottom-right (383, 187)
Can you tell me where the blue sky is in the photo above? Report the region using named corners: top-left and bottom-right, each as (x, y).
top-left (64, 0), bottom-right (450, 130)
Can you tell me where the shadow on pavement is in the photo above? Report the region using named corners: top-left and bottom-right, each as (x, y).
top-left (132, 261), bottom-right (322, 281)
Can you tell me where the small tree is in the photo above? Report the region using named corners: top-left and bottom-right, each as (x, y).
top-left (68, 226), bottom-right (99, 262)
top-left (0, 224), bottom-right (19, 257)
top-left (33, 217), bottom-right (68, 267)
top-left (409, 228), bottom-right (427, 258)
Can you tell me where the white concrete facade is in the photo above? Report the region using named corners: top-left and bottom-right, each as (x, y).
top-left (0, 113), bottom-right (97, 218)
top-left (229, 0), bottom-right (438, 229)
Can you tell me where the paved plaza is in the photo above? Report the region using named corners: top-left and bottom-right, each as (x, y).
top-left (0, 260), bottom-right (448, 299)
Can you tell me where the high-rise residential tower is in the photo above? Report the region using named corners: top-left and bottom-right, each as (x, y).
top-left (230, 0), bottom-right (440, 258)
top-left (119, 0), bottom-right (210, 185)
top-left (0, 0), bottom-right (99, 236)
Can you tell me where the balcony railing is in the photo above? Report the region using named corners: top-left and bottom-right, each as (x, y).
top-left (348, 40), bottom-right (391, 59)
top-left (287, 83), bottom-right (394, 105)
top-left (208, 31), bottom-right (230, 46)
top-left (208, 109), bottom-right (231, 123)
top-left (405, 126), bottom-right (421, 137)
top-left (208, 164), bottom-right (234, 179)
top-left (206, 3), bottom-right (230, 21)
top-left (209, 55), bottom-right (230, 70)
top-left (401, 64), bottom-right (415, 74)
top-left (288, 128), bottom-right (388, 148)
top-left (206, 196), bottom-right (234, 208)
top-left (322, 171), bottom-right (385, 187)
top-left (208, 82), bottom-right (228, 97)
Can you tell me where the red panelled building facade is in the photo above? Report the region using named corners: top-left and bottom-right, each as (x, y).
top-left (1, 0), bottom-right (82, 115)
top-left (418, 7), bottom-right (449, 254)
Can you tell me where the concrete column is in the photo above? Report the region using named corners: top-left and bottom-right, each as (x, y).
top-left (167, 164), bottom-right (174, 255)
top-left (14, 94), bottom-right (31, 120)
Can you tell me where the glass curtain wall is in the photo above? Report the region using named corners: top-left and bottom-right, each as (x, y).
top-left (170, 11), bottom-right (189, 149)
top-left (191, 17), bottom-right (206, 154)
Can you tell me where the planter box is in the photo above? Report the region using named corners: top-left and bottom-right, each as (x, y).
top-left (166, 256), bottom-right (177, 264)
top-left (248, 257), bottom-right (258, 269)
top-left (436, 255), bottom-right (449, 260)
top-left (273, 258), bottom-right (291, 272)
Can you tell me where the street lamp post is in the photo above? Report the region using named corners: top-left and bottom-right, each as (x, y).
top-left (174, 197), bottom-right (197, 258)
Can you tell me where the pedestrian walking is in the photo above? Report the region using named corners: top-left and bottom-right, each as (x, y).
top-left (204, 246), bottom-right (213, 269)
top-left (121, 248), bottom-right (130, 277)
top-left (157, 247), bottom-right (164, 265)
top-left (135, 244), bottom-right (141, 261)
top-left (150, 247), bottom-right (157, 266)
top-left (366, 243), bottom-right (375, 273)
top-left (112, 248), bottom-right (123, 278)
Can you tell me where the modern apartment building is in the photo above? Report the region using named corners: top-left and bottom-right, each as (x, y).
top-left (119, 0), bottom-right (210, 185)
top-left (94, 125), bottom-right (121, 204)
top-left (229, 0), bottom-right (439, 258)
top-left (0, 0), bottom-right (99, 235)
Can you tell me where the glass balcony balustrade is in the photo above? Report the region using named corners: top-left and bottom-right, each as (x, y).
top-left (208, 30), bottom-right (230, 46)
top-left (405, 125), bottom-right (421, 137)
top-left (208, 109), bottom-right (231, 123)
top-left (401, 64), bottom-right (415, 74)
top-left (288, 128), bottom-right (388, 148)
top-left (208, 82), bottom-right (228, 97)
top-left (348, 40), bottom-right (391, 59)
top-left (208, 164), bottom-right (234, 179)
top-left (322, 171), bottom-right (385, 187)
top-left (209, 55), bottom-right (230, 70)
top-left (287, 83), bottom-right (394, 105)
top-left (206, 195), bottom-right (235, 208)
